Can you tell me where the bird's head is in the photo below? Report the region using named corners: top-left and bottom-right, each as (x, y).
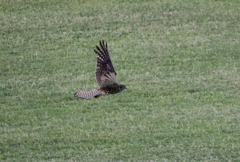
top-left (119, 84), bottom-right (127, 91)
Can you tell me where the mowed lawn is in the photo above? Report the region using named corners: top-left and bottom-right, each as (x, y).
top-left (1, 0), bottom-right (240, 161)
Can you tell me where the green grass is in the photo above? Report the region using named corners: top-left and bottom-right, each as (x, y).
top-left (1, 0), bottom-right (240, 161)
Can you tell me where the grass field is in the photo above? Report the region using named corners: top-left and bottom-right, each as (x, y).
top-left (1, 0), bottom-right (240, 161)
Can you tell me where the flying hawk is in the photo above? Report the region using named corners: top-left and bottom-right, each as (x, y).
top-left (74, 40), bottom-right (126, 99)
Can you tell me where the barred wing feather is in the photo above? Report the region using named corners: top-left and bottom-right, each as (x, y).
top-left (94, 40), bottom-right (117, 88)
top-left (101, 72), bottom-right (120, 88)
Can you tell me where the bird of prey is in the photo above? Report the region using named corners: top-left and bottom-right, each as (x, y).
top-left (74, 40), bottom-right (126, 99)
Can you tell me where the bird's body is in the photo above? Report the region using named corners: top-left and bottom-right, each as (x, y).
top-left (74, 40), bottom-right (126, 99)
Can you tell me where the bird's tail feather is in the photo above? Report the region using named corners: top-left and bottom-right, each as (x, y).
top-left (74, 89), bottom-right (102, 99)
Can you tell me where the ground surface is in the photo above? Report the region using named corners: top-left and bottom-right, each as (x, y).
top-left (1, 0), bottom-right (240, 161)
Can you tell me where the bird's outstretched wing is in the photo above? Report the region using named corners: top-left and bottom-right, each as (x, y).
top-left (94, 40), bottom-right (120, 88)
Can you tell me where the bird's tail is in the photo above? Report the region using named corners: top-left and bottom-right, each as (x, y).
top-left (74, 89), bottom-right (102, 99)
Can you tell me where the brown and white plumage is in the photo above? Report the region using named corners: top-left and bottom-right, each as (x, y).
top-left (74, 40), bottom-right (126, 99)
